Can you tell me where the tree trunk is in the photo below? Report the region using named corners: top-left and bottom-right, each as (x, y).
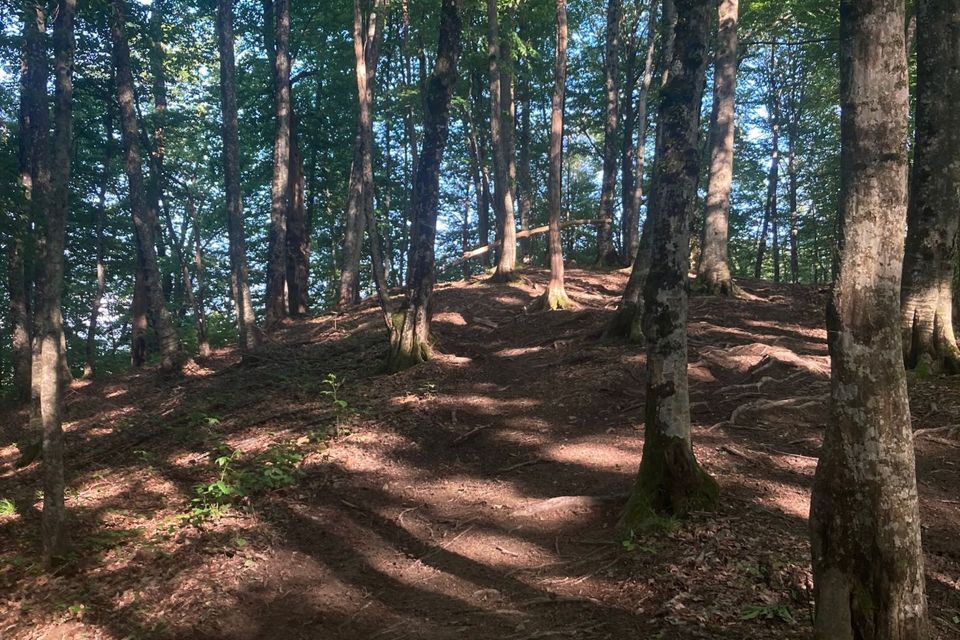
top-left (596, 0), bottom-right (622, 267)
top-left (810, 1), bottom-right (927, 637)
top-left (286, 114), bottom-right (310, 316)
top-left (696, 0), bottom-right (738, 295)
top-left (184, 196), bottom-right (209, 357)
top-left (517, 56), bottom-right (533, 263)
top-left (900, 0), bottom-right (960, 375)
top-left (488, 0), bottom-right (518, 283)
top-left (110, 0), bottom-right (181, 370)
top-left (464, 84), bottom-right (491, 266)
top-left (536, 0), bottom-right (572, 311)
top-left (39, 0), bottom-right (75, 565)
top-left (265, 0), bottom-right (291, 326)
top-left (754, 44), bottom-right (780, 280)
top-left (84, 114), bottom-right (112, 379)
top-left (216, 0), bottom-right (261, 351)
top-left (620, 0), bottom-right (717, 533)
top-left (605, 0), bottom-right (676, 340)
top-left (388, 0), bottom-right (463, 371)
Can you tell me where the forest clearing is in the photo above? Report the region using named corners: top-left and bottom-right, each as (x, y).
top-left (3, 0), bottom-right (959, 636)
top-left (1, 270), bottom-right (959, 639)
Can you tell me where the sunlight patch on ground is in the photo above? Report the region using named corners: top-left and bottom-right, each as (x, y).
top-left (493, 346), bottom-right (545, 358)
top-left (541, 441), bottom-right (640, 474)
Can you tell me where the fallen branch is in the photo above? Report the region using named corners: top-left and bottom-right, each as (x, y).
top-left (451, 424), bottom-right (494, 446)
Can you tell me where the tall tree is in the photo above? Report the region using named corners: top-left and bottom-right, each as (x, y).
top-left (536, 0), bottom-right (572, 310)
top-left (387, 0), bottom-right (463, 370)
top-left (216, 0), bottom-right (261, 351)
top-left (754, 44), bottom-right (781, 279)
top-left (488, 0), bottom-right (518, 283)
top-left (595, 0), bottom-right (622, 266)
top-left (39, 0), bottom-right (76, 565)
top-left (84, 114), bottom-right (113, 378)
top-left (696, 0), bottom-right (739, 295)
top-left (265, 0), bottom-right (291, 326)
top-left (809, 0), bottom-right (927, 636)
top-left (286, 116), bottom-right (310, 316)
top-left (110, 0), bottom-right (181, 370)
top-left (900, 0), bottom-right (960, 374)
top-left (620, 0), bottom-right (717, 532)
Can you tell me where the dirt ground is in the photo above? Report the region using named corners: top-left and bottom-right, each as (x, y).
top-left (1, 268), bottom-right (958, 640)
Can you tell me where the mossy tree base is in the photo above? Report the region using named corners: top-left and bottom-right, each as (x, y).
top-left (905, 335), bottom-right (960, 377)
top-left (529, 287), bottom-right (576, 312)
top-left (618, 435), bottom-right (719, 537)
top-left (387, 309), bottom-right (432, 373)
top-left (692, 272), bottom-right (741, 298)
top-left (488, 267), bottom-right (520, 284)
top-left (603, 302), bottom-right (644, 343)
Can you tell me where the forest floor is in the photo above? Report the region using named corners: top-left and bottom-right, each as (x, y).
top-left (1, 268), bottom-right (959, 640)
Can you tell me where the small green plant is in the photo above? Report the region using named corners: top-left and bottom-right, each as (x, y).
top-left (741, 603), bottom-right (796, 624)
top-left (0, 499), bottom-right (16, 516)
top-left (321, 373), bottom-right (350, 434)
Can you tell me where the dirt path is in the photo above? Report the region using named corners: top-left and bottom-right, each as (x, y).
top-left (1, 269), bottom-right (958, 639)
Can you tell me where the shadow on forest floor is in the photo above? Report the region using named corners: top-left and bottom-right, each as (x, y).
top-left (0, 269), bottom-right (958, 640)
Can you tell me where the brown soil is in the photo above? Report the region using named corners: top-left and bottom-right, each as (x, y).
top-left (1, 269), bottom-right (958, 640)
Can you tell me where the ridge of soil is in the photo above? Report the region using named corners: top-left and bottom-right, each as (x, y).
top-left (1, 268), bottom-right (958, 639)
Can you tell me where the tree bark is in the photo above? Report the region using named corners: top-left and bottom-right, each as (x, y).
top-left (696, 0), bottom-right (738, 295)
top-left (596, 0), bottom-right (622, 267)
top-left (388, 0), bottom-right (463, 371)
top-left (620, 0), bottom-right (717, 533)
top-left (184, 195), bottom-right (209, 357)
top-left (900, 0), bottom-right (960, 375)
top-left (464, 83), bottom-right (491, 267)
top-left (810, 1), bottom-right (927, 637)
top-left (754, 44), bottom-right (780, 280)
top-left (605, 0), bottom-right (676, 340)
top-left (110, 0), bottom-right (181, 370)
top-left (39, 0), bottom-right (75, 565)
top-left (488, 0), bottom-right (518, 283)
top-left (517, 54), bottom-right (533, 263)
top-left (265, 0), bottom-right (291, 326)
top-left (216, 0), bottom-right (261, 351)
top-left (286, 115), bottom-right (310, 316)
top-left (536, 0), bottom-right (572, 311)
top-left (84, 114), bottom-right (113, 379)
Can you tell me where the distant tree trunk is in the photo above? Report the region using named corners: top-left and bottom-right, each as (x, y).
top-left (620, 0), bottom-right (717, 532)
top-left (84, 115), bottom-right (112, 378)
top-left (900, 0), bottom-right (960, 375)
top-left (39, 0), bottom-right (75, 565)
top-left (464, 84), bottom-right (491, 266)
top-left (110, 0), bottom-right (181, 370)
top-left (772, 207), bottom-right (780, 282)
top-left (696, 0), bottom-right (738, 295)
top-left (754, 44), bottom-right (780, 280)
top-left (216, 0), bottom-right (261, 351)
top-left (265, 0), bottom-right (291, 326)
top-left (387, 0), bottom-right (463, 371)
top-left (184, 196), bottom-right (209, 357)
top-left (809, 0), bottom-right (927, 636)
top-left (488, 0), bottom-right (518, 283)
top-left (286, 115), bottom-right (310, 316)
top-left (517, 59), bottom-right (533, 262)
top-left (536, 0), bottom-right (572, 311)
top-left (130, 266), bottom-right (148, 367)
top-left (596, 0), bottom-right (622, 267)
top-left (606, 0), bottom-right (676, 340)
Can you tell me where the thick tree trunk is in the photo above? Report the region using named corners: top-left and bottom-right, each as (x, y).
top-left (84, 115), bottom-right (112, 379)
top-left (286, 115), bottom-right (310, 316)
top-left (216, 0), bottom-right (261, 351)
top-left (696, 0), bottom-right (738, 295)
top-left (900, 0), bottom-right (960, 375)
top-left (110, 0), bottom-right (181, 370)
top-left (388, 0), bottom-right (462, 371)
top-left (265, 0), bottom-right (291, 326)
top-left (536, 0), bottom-right (572, 311)
top-left (620, 0), bottom-right (717, 533)
top-left (488, 0), bottom-right (518, 283)
top-left (809, 1), bottom-right (927, 637)
top-left (39, 0), bottom-right (75, 565)
top-left (754, 45), bottom-right (780, 280)
top-left (596, 0), bottom-right (622, 267)
top-left (606, 0), bottom-right (676, 340)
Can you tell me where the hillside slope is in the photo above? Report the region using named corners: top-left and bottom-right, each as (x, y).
top-left (1, 269), bottom-right (958, 639)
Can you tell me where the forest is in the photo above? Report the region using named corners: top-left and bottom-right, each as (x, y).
top-left (0, 0), bottom-right (957, 638)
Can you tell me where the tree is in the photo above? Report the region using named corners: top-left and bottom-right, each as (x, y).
top-left (110, 0), bottom-right (182, 370)
top-left (265, 0), bottom-right (291, 326)
top-left (900, 0), bottom-right (960, 374)
top-left (487, 0), bottom-right (518, 283)
top-left (387, 0), bottom-right (463, 371)
top-left (754, 44), bottom-right (781, 280)
top-left (216, 0), bottom-right (261, 351)
top-left (696, 0), bottom-right (739, 295)
top-left (595, 0), bottom-right (622, 267)
top-left (39, 0), bottom-right (76, 565)
top-left (809, 0), bottom-right (927, 636)
top-left (535, 0), bottom-right (572, 311)
top-left (620, 0), bottom-right (717, 533)
top-left (83, 114), bottom-right (113, 378)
